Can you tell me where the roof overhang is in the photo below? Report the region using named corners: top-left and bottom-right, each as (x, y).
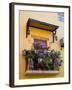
top-left (26, 18), bottom-right (59, 42)
top-left (27, 18), bottom-right (59, 32)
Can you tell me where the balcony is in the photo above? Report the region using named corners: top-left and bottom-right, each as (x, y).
top-left (22, 49), bottom-right (63, 75)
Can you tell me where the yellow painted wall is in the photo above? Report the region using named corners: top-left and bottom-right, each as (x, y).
top-left (19, 11), bottom-right (64, 79)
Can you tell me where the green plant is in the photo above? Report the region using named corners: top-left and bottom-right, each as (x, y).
top-left (53, 50), bottom-right (62, 70)
top-left (26, 49), bottom-right (62, 71)
top-left (43, 53), bottom-right (50, 65)
top-left (26, 51), bottom-right (35, 60)
top-left (54, 51), bottom-right (61, 59)
top-left (42, 50), bottom-right (62, 70)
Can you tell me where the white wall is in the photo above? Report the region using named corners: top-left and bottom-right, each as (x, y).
top-left (0, 0), bottom-right (72, 90)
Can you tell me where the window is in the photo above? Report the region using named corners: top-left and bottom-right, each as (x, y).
top-left (34, 39), bottom-right (47, 49)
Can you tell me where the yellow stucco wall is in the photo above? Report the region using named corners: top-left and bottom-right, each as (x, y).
top-left (19, 11), bottom-right (64, 79)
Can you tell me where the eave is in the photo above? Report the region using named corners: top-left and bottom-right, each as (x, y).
top-left (26, 18), bottom-right (59, 42)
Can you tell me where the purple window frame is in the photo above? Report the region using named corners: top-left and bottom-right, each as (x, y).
top-left (34, 39), bottom-right (47, 49)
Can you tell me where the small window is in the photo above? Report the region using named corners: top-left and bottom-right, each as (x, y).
top-left (34, 39), bottom-right (47, 49)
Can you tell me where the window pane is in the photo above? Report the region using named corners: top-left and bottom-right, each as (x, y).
top-left (34, 39), bottom-right (47, 49)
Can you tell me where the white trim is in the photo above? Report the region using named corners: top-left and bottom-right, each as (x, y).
top-left (14, 4), bottom-right (69, 86)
